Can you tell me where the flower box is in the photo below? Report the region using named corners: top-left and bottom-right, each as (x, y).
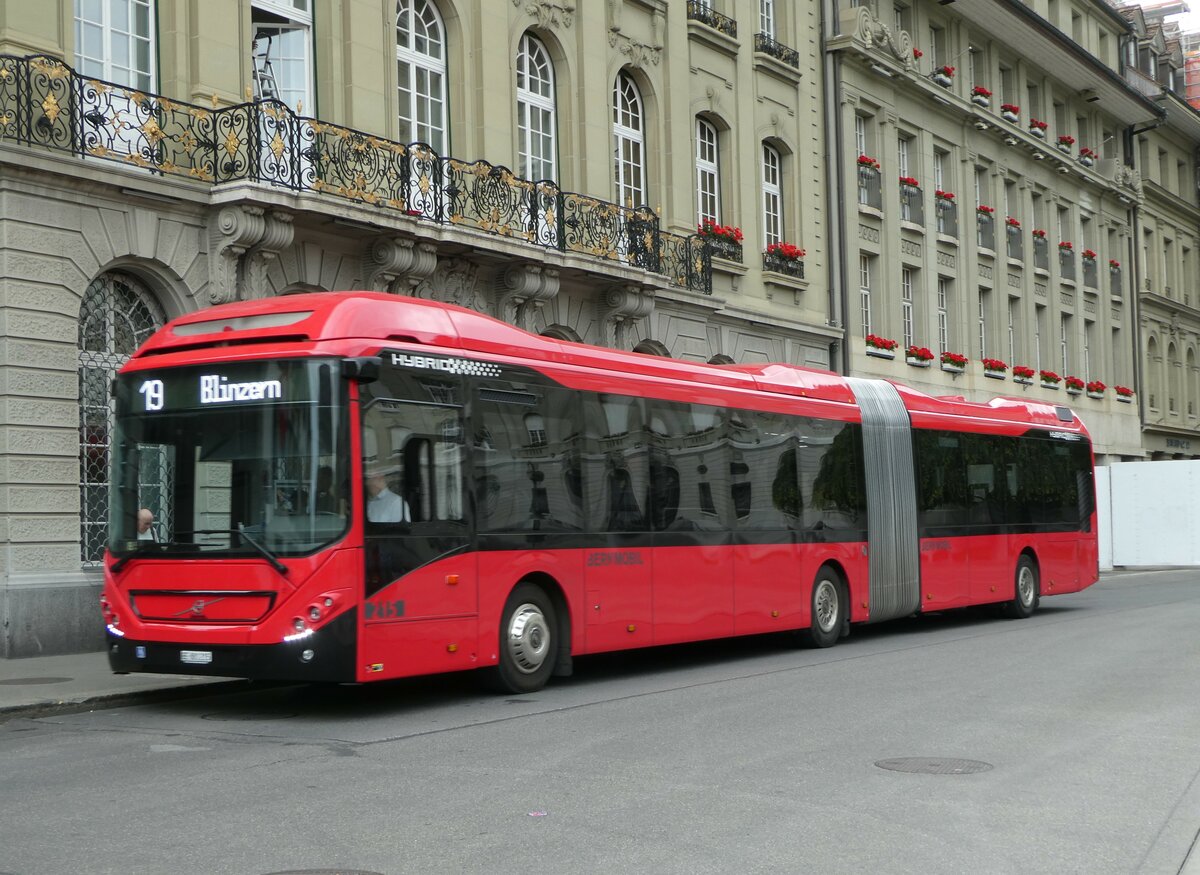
top-left (1064, 376), bottom-right (1085, 392)
top-left (763, 249), bottom-right (804, 279)
top-left (1066, 387), bottom-right (1082, 396)
top-left (984, 369), bottom-right (1007, 380)
top-left (932, 72), bottom-right (953, 87)
top-left (705, 235), bottom-right (743, 262)
top-left (906, 346), bottom-right (934, 367)
top-left (1013, 376), bottom-right (1033, 385)
top-left (1117, 394), bottom-right (1133, 403)
top-left (865, 333), bottom-right (898, 359)
top-left (971, 94), bottom-right (990, 107)
top-left (1115, 386), bottom-right (1134, 403)
top-left (1086, 391), bottom-right (1104, 399)
top-left (940, 351), bottom-right (968, 374)
top-left (941, 363), bottom-right (965, 374)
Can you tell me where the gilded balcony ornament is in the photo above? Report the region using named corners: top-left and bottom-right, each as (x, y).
top-left (141, 117), bottom-right (165, 146)
top-left (87, 144), bottom-right (110, 158)
top-left (418, 174), bottom-right (431, 194)
top-left (223, 129), bottom-right (240, 157)
top-left (41, 93), bottom-right (60, 124)
top-left (31, 57), bottom-right (69, 79)
top-left (269, 130), bottom-right (285, 160)
top-left (544, 208), bottom-right (556, 228)
top-left (88, 79), bottom-right (110, 95)
top-left (0, 67), bottom-right (12, 82)
top-left (0, 112), bottom-right (12, 127)
top-left (179, 131), bottom-right (197, 155)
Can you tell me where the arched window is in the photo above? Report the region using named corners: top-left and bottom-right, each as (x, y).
top-left (397, 0), bottom-right (448, 152)
top-left (517, 32), bottom-right (557, 181)
top-left (1147, 336), bottom-right (1160, 410)
top-left (762, 143), bottom-right (783, 247)
top-left (78, 272), bottom-right (165, 566)
top-left (695, 118), bottom-right (720, 226)
top-left (612, 72), bottom-right (646, 207)
top-left (1168, 342), bottom-right (1181, 415)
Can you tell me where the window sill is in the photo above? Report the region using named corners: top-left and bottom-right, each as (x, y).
top-left (858, 204), bottom-right (883, 219)
top-left (978, 247), bottom-right (996, 260)
top-left (936, 233), bottom-right (959, 246)
top-left (1007, 258), bottom-right (1024, 268)
top-left (900, 221), bottom-right (925, 235)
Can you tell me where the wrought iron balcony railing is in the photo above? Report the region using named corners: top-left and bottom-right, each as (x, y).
top-left (1082, 256), bottom-right (1098, 289)
top-left (0, 54), bottom-right (712, 294)
top-left (754, 33), bottom-right (799, 68)
top-left (1033, 236), bottom-right (1050, 271)
top-left (857, 166), bottom-right (882, 210)
top-left (1059, 248), bottom-right (1076, 281)
top-left (1006, 224), bottom-right (1023, 261)
top-left (687, 1), bottom-right (738, 39)
top-left (976, 213), bottom-right (995, 252)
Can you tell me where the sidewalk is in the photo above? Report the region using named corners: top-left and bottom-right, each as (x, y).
top-left (0, 650), bottom-right (243, 721)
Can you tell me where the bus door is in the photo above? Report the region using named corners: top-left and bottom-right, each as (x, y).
top-left (359, 361), bottom-right (473, 677)
top-left (582, 393), bottom-right (654, 652)
top-left (646, 400), bottom-right (733, 645)
top-left (913, 429), bottom-right (973, 610)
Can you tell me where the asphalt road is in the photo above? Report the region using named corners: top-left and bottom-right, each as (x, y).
top-left (1, 568), bottom-right (1198, 875)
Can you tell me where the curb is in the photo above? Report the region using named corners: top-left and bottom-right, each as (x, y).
top-left (0, 679), bottom-right (258, 723)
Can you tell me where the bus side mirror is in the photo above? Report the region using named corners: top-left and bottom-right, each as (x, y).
top-left (342, 356), bottom-right (381, 383)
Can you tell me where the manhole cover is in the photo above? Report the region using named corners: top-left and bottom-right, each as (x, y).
top-left (201, 712), bottom-right (296, 721)
top-left (875, 757), bottom-right (993, 775)
top-left (0, 677), bottom-right (72, 686)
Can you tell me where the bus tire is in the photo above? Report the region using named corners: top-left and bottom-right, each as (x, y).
top-left (1004, 555), bottom-right (1040, 619)
top-left (484, 582), bottom-right (558, 694)
top-left (798, 567), bottom-right (845, 648)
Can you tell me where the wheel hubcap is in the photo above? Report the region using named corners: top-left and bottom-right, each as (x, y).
top-left (814, 579), bottom-right (838, 633)
top-left (506, 603), bottom-right (550, 674)
top-left (1017, 566), bottom-right (1035, 607)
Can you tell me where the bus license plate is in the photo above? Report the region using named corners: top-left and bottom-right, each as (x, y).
top-left (180, 650), bottom-right (213, 665)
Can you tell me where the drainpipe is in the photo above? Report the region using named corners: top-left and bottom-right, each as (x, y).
top-left (823, 0), bottom-right (849, 375)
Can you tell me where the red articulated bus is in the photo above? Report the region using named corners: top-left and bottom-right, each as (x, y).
top-left (103, 292), bottom-right (1098, 692)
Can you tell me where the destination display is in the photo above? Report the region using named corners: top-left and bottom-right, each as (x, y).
top-left (117, 359), bottom-right (336, 414)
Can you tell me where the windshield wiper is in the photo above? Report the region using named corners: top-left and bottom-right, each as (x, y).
top-left (191, 527), bottom-right (289, 575)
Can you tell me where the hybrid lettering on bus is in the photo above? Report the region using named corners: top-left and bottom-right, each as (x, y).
top-left (102, 292), bottom-right (1098, 692)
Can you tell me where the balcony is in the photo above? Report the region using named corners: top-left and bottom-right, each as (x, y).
top-left (1033, 236), bottom-right (1050, 272)
top-left (754, 33), bottom-right (799, 69)
top-left (1082, 256), bottom-right (1099, 289)
top-left (899, 183), bottom-right (924, 227)
top-left (0, 54), bottom-right (712, 294)
top-left (935, 198), bottom-right (957, 238)
top-left (1059, 248), bottom-right (1076, 281)
top-left (857, 165), bottom-right (882, 210)
top-left (687, 1), bottom-right (738, 39)
top-left (1006, 224), bottom-right (1023, 261)
top-left (976, 213), bottom-right (996, 252)
top-left (1110, 266), bottom-right (1123, 298)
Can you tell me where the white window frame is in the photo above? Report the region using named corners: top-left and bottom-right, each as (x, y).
top-left (74, 0), bottom-right (156, 91)
top-left (516, 32), bottom-right (557, 182)
top-left (1008, 297), bottom-right (1018, 365)
top-left (252, 0), bottom-right (314, 112)
top-left (613, 72), bottom-right (647, 208)
top-left (696, 118), bottom-right (721, 226)
top-left (937, 277), bottom-right (950, 353)
top-left (901, 267), bottom-right (914, 349)
top-left (859, 254), bottom-right (872, 336)
top-left (855, 115), bottom-right (867, 157)
top-left (762, 143), bottom-right (783, 247)
top-left (1060, 313), bottom-right (1071, 375)
top-left (978, 289), bottom-right (989, 358)
top-left (760, 0), bottom-right (776, 38)
top-left (397, 0), bottom-right (448, 153)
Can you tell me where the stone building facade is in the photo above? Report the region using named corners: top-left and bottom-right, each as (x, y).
top-left (2, 0), bottom-right (1200, 658)
top-left (0, 0), bottom-right (827, 657)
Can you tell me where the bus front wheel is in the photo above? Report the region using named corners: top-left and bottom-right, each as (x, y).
top-left (485, 582), bottom-right (558, 694)
top-left (1004, 555), bottom-right (1040, 619)
top-left (798, 567), bottom-right (845, 648)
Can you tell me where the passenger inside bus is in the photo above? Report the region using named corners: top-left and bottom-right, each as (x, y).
top-left (366, 464), bottom-right (411, 523)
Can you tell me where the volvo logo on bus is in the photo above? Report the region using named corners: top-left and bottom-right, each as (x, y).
top-left (199, 374), bottom-right (283, 404)
top-left (389, 353), bottom-right (501, 378)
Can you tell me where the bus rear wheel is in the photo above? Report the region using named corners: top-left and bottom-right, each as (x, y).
top-left (1004, 555), bottom-right (1040, 619)
top-left (484, 582), bottom-right (558, 694)
top-left (798, 567), bottom-right (845, 648)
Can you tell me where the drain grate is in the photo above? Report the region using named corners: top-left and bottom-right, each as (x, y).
top-left (0, 677), bottom-right (72, 686)
top-left (875, 757), bottom-right (993, 775)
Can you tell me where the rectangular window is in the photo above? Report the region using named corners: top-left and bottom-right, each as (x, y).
top-left (855, 115), bottom-right (867, 157)
top-left (902, 267), bottom-right (915, 349)
top-left (760, 0), bottom-right (776, 37)
top-left (897, 135), bottom-right (911, 178)
top-left (978, 288), bottom-right (989, 358)
top-left (1035, 304), bottom-right (1046, 371)
top-left (1060, 313), bottom-right (1072, 375)
top-left (934, 149), bottom-right (946, 192)
top-left (859, 254), bottom-right (872, 336)
top-left (1008, 297), bottom-right (1018, 365)
top-left (75, 0), bottom-right (156, 91)
top-left (252, 0), bottom-right (314, 112)
top-left (937, 277), bottom-right (950, 352)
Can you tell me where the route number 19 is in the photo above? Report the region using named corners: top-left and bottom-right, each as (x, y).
top-left (140, 379), bottom-right (164, 411)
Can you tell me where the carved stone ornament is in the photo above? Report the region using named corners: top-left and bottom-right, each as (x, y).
top-left (599, 283), bottom-right (654, 349)
top-left (363, 236), bottom-right (438, 293)
top-left (513, 0), bottom-right (575, 29)
top-left (847, 5), bottom-right (914, 70)
top-left (209, 205), bottom-right (294, 303)
top-left (496, 263), bottom-right (560, 331)
top-left (413, 258), bottom-right (485, 312)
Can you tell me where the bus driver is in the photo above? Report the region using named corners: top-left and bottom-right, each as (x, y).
top-left (365, 465), bottom-right (410, 523)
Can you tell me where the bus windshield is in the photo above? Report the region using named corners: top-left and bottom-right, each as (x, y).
top-left (109, 359), bottom-right (350, 560)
